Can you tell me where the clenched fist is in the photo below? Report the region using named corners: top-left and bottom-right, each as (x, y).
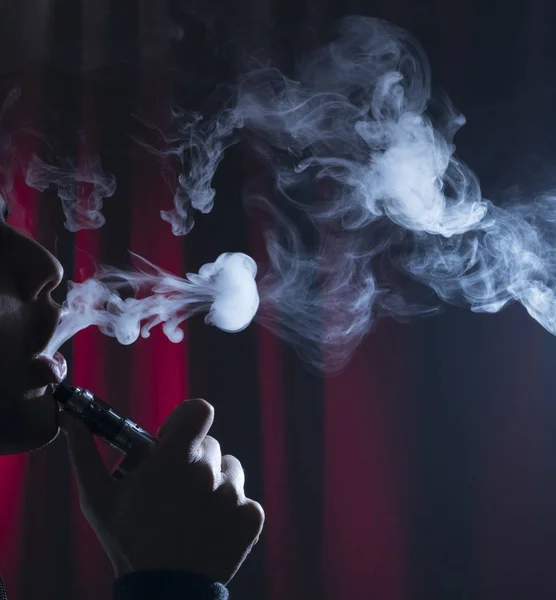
top-left (59, 398), bottom-right (264, 585)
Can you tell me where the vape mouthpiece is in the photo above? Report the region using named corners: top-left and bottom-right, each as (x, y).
top-left (52, 382), bottom-right (74, 405)
top-left (53, 382), bottom-right (157, 478)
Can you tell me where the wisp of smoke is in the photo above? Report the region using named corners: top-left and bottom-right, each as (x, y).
top-left (44, 251), bottom-right (259, 359)
top-left (0, 88), bottom-right (22, 209)
top-left (147, 16), bottom-right (556, 371)
top-left (26, 153), bottom-right (116, 231)
top-left (132, 107), bottom-right (243, 236)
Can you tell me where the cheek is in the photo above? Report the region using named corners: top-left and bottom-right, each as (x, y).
top-left (0, 296), bottom-right (27, 402)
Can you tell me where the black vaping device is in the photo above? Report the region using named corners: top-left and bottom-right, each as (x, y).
top-left (53, 382), bottom-right (158, 479)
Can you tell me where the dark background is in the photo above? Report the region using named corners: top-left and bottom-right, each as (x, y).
top-left (1, 1), bottom-right (556, 599)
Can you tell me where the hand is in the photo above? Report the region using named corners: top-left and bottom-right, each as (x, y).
top-left (58, 398), bottom-right (265, 585)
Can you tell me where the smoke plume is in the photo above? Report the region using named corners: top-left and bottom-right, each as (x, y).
top-left (148, 16), bottom-right (556, 371)
top-left (36, 16), bottom-right (556, 373)
top-left (44, 252), bottom-right (259, 359)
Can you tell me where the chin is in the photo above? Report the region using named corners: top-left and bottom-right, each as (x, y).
top-left (0, 385), bottom-right (61, 455)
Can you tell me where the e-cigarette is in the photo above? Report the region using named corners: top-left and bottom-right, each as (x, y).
top-left (53, 382), bottom-right (158, 479)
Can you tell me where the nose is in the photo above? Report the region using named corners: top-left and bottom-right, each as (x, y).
top-left (10, 228), bottom-right (64, 302)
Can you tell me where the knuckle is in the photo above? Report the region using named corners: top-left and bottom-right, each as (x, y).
top-left (223, 454), bottom-right (241, 468)
top-left (204, 435), bottom-right (222, 458)
top-left (242, 500), bottom-right (265, 530)
top-left (222, 454), bottom-right (243, 477)
top-left (222, 456), bottom-right (246, 494)
top-left (204, 433), bottom-right (218, 447)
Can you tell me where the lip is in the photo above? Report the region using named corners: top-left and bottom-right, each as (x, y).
top-left (28, 352), bottom-right (68, 387)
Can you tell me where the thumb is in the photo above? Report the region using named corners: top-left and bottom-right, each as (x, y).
top-left (58, 411), bottom-right (115, 512)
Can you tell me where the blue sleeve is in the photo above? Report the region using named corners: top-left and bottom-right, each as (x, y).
top-left (112, 570), bottom-right (229, 600)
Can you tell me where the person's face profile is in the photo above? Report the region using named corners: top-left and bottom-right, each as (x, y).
top-left (0, 197), bottom-right (66, 455)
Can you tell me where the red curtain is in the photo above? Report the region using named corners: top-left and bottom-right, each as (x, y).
top-left (2, 2), bottom-right (556, 600)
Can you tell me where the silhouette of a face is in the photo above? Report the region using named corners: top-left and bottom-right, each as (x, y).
top-left (0, 197), bottom-right (65, 454)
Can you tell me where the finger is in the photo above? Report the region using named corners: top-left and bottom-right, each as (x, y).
top-left (239, 500), bottom-right (265, 543)
top-left (156, 398), bottom-right (214, 461)
top-left (58, 411), bottom-right (115, 515)
top-left (198, 435), bottom-right (222, 489)
top-left (220, 454), bottom-right (246, 492)
top-left (217, 455), bottom-right (247, 504)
